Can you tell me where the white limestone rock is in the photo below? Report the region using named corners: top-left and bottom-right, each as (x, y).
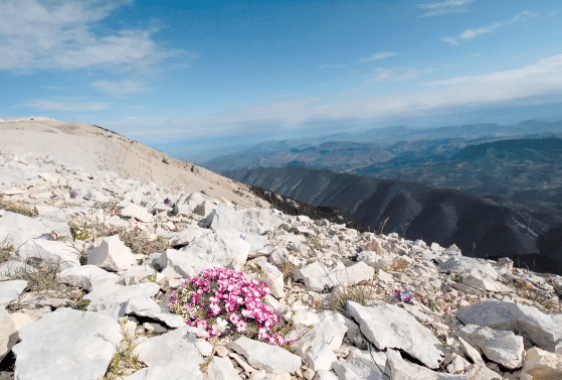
top-left (58, 264), bottom-right (120, 291)
top-left (180, 230), bottom-right (251, 271)
top-left (228, 337), bottom-right (302, 374)
top-left (83, 281), bottom-right (184, 328)
top-left (256, 258), bottom-right (285, 298)
top-left (0, 306), bottom-right (17, 361)
top-left (439, 256), bottom-right (499, 280)
top-left (0, 212), bottom-right (52, 248)
top-left (521, 346), bottom-right (562, 380)
top-left (462, 274), bottom-right (512, 293)
top-left (458, 324), bottom-right (525, 369)
top-left (169, 227), bottom-right (213, 247)
top-left (12, 308), bottom-right (122, 380)
top-left (118, 264), bottom-right (157, 285)
top-left (0, 279), bottom-right (28, 306)
top-left (331, 357), bottom-right (384, 380)
top-left (16, 239), bottom-right (80, 271)
top-left (0, 260), bottom-right (35, 277)
top-left (207, 356), bottom-right (243, 380)
top-left (347, 300), bottom-right (446, 369)
top-left (87, 235), bottom-right (137, 272)
top-left (153, 248), bottom-right (224, 278)
top-left (120, 203), bottom-right (153, 223)
top-left (383, 349), bottom-right (480, 380)
top-left (457, 300), bottom-right (562, 353)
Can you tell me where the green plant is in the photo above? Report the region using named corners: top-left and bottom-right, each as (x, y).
top-left (103, 318), bottom-right (147, 379)
top-left (278, 259), bottom-right (294, 281)
top-left (70, 223), bottom-right (94, 241)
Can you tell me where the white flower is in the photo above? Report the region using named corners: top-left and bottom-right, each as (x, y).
top-left (216, 317), bottom-right (228, 331)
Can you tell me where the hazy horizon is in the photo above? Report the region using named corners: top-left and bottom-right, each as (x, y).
top-left (2, 1), bottom-right (562, 162)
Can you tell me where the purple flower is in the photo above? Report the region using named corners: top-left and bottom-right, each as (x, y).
top-left (394, 289), bottom-right (414, 303)
top-left (163, 197), bottom-right (171, 205)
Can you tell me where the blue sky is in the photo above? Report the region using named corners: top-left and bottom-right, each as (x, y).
top-left (1, 0), bottom-right (562, 161)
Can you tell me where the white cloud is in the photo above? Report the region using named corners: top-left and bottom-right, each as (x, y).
top-left (26, 99), bottom-right (110, 111)
top-left (372, 68), bottom-right (434, 81)
top-left (418, 0), bottom-right (474, 18)
top-left (114, 54), bottom-right (562, 141)
top-left (0, 0), bottom-right (185, 73)
top-left (441, 37), bottom-right (460, 46)
top-left (359, 52), bottom-right (401, 63)
top-left (91, 79), bottom-right (148, 95)
top-left (442, 10), bottom-right (537, 45)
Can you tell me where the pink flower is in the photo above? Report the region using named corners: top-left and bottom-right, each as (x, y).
top-left (236, 320), bottom-right (247, 333)
top-left (268, 335), bottom-right (278, 345)
top-left (168, 266), bottom-right (283, 343)
top-left (258, 327), bottom-right (269, 341)
top-left (196, 319), bottom-right (208, 331)
top-left (229, 313), bottom-right (241, 325)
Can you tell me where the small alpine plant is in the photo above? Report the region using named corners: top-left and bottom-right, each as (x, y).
top-left (168, 266), bottom-right (294, 347)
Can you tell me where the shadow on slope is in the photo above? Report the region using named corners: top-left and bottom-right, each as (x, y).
top-left (227, 166), bottom-right (562, 276)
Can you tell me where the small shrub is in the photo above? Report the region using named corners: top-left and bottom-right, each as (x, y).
top-left (103, 318), bottom-right (147, 379)
top-left (278, 259), bottom-right (294, 281)
top-left (168, 267), bottom-right (294, 347)
top-left (70, 224), bottom-right (94, 241)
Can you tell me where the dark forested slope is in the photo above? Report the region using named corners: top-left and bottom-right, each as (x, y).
top-left (226, 166), bottom-right (562, 276)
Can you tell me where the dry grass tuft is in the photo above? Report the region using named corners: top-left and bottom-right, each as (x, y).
top-left (0, 200), bottom-right (38, 218)
top-left (119, 230), bottom-right (170, 257)
top-left (382, 257), bottom-right (410, 273)
top-left (327, 284), bottom-right (376, 319)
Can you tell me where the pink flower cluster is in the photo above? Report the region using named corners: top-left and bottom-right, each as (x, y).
top-left (167, 267), bottom-right (291, 346)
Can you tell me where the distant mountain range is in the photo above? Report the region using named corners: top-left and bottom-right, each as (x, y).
top-left (201, 120), bottom-right (562, 174)
top-left (214, 119), bottom-right (562, 276)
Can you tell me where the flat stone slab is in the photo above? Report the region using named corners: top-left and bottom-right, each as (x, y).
top-left (228, 337), bottom-right (301, 374)
top-left (458, 324), bottom-right (524, 369)
top-left (457, 300), bottom-right (562, 353)
top-left (12, 308), bottom-right (122, 380)
top-left (347, 300), bottom-right (446, 369)
top-left (0, 279), bottom-right (28, 306)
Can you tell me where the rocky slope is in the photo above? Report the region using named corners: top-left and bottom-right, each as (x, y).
top-left (1, 130), bottom-right (562, 379)
top-left (0, 117), bottom-right (269, 210)
top-left (226, 166), bottom-right (562, 277)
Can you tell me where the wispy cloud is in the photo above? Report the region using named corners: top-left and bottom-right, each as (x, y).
top-left (91, 79), bottom-right (148, 95)
top-left (26, 98), bottom-right (110, 112)
top-left (442, 10), bottom-right (537, 45)
top-left (372, 68), bottom-right (434, 81)
top-left (114, 53), bottom-right (562, 142)
top-left (358, 52), bottom-right (401, 63)
top-left (418, 0), bottom-right (474, 18)
top-left (0, 0), bottom-right (186, 73)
